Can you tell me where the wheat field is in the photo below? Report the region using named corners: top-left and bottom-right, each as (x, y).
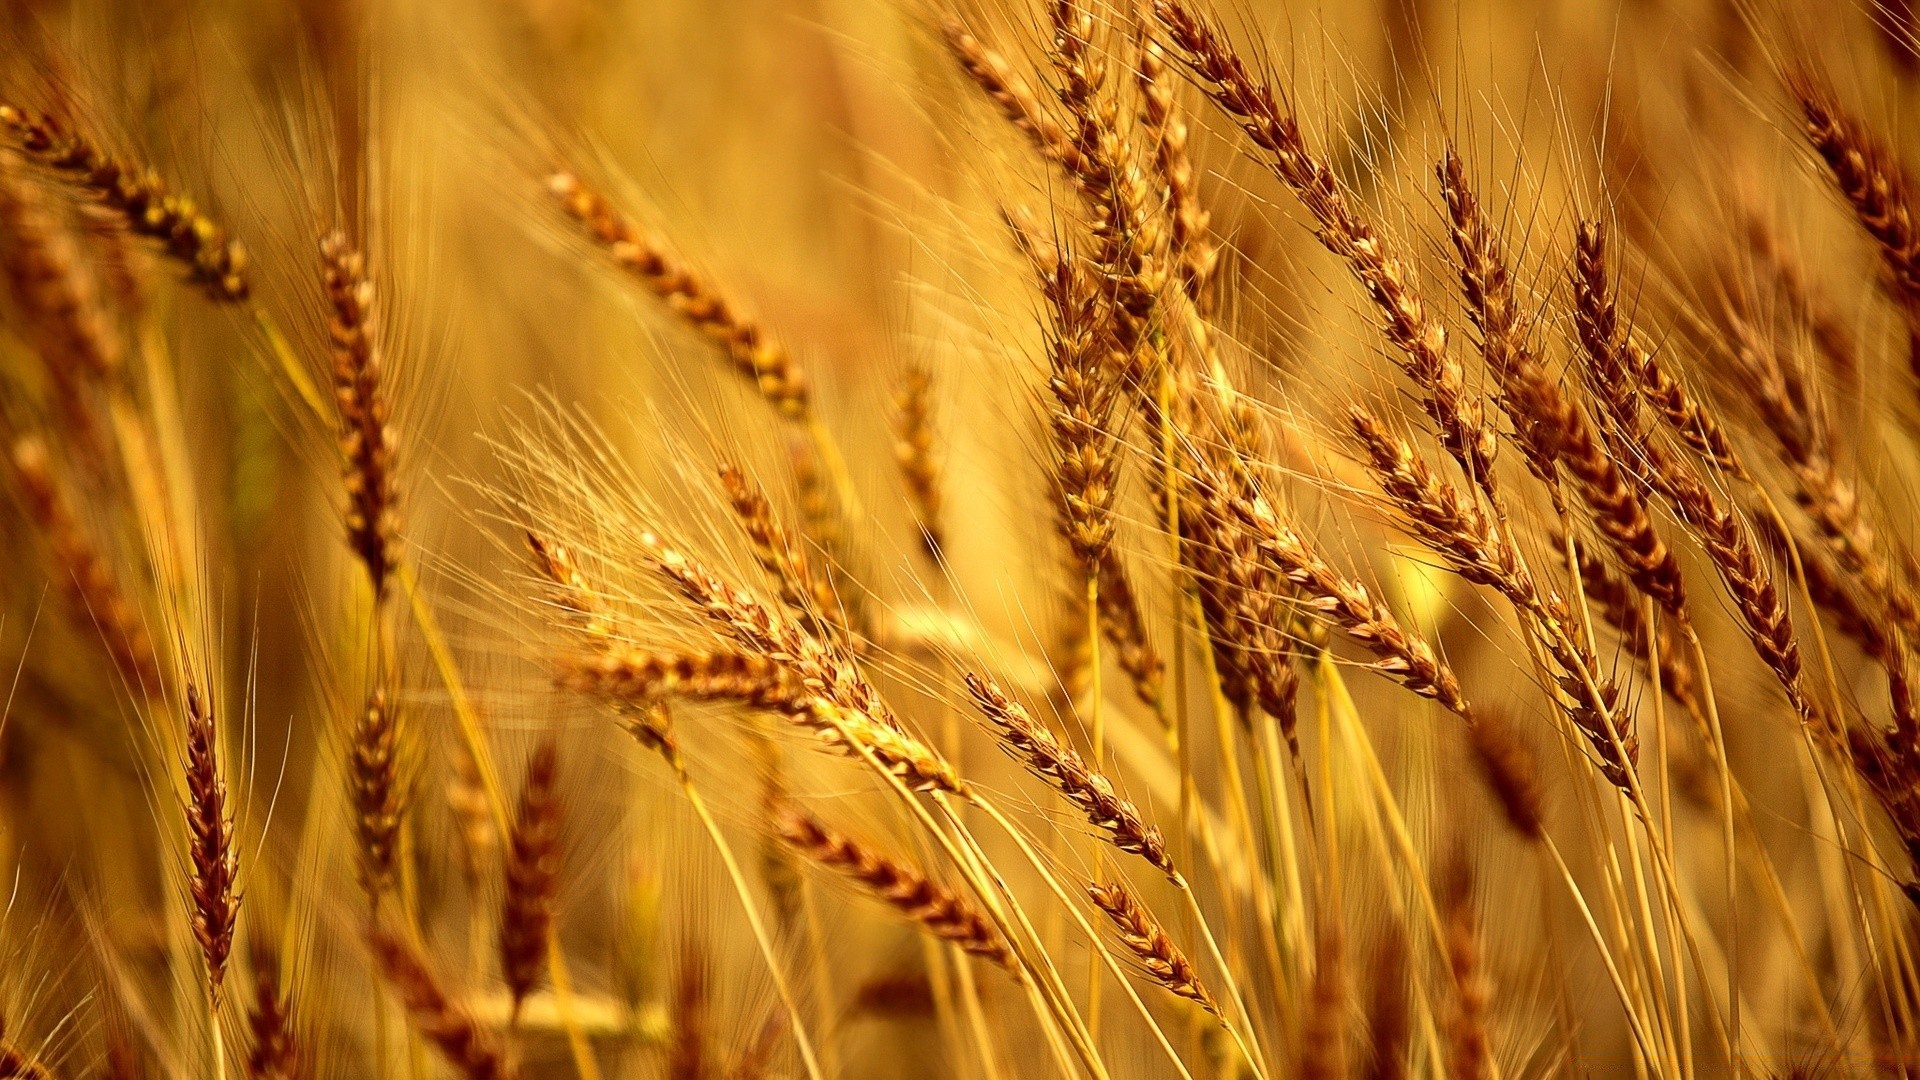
top-left (2, 0), bottom-right (1919, 1076)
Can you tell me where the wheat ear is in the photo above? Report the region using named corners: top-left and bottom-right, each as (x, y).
top-left (0, 104), bottom-right (246, 301)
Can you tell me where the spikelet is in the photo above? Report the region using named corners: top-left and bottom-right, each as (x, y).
top-left (1573, 221), bottom-right (1811, 723)
top-left (1156, 0), bottom-right (1497, 491)
top-left (244, 945), bottom-right (299, 1080)
top-left (893, 362), bottom-right (945, 560)
top-left (321, 232), bottom-right (400, 599)
top-left (776, 807), bottom-right (1016, 972)
top-left (557, 647), bottom-right (808, 715)
top-left (1564, 537), bottom-right (1700, 717)
top-left (1366, 928), bottom-right (1411, 1080)
top-left (0, 148), bottom-right (121, 407)
top-left (349, 688), bottom-right (406, 900)
top-left (668, 945), bottom-right (712, 1080)
top-left (1350, 408), bottom-right (1635, 789)
top-left (1299, 925), bottom-right (1350, 1080)
top-left (1784, 72), bottom-right (1920, 328)
top-left (1047, 0), bottom-right (1164, 326)
top-left (547, 172), bottom-right (809, 418)
top-left (1095, 549), bottom-right (1165, 710)
top-left (852, 972), bottom-right (937, 1018)
top-left (1137, 38), bottom-right (1216, 311)
top-left (1226, 473), bottom-right (1472, 718)
top-left (633, 531), bottom-right (964, 794)
top-left (499, 739), bottom-right (563, 1014)
top-left (1042, 254), bottom-right (1125, 573)
top-left (0, 104), bottom-right (247, 301)
top-left (1438, 151), bottom-right (1685, 615)
top-left (940, 14), bottom-right (1078, 166)
top-left (9, 434), bottom-right (160, 694)
top-left (717, 462), bottom-right (846, 643)
top-left (1439, 858), bottom-right (1494, 1080)
top-left (447, 748), bottom-right (499, 899)
top-left (183, 680), bottom-right (239, 1002)
top-left (369, 928), bottom-right (514, 1080)
top-left (965, 673), bottom-right (1176, 878)
top-left (1178, 409), bottom-right (1299, 738)
top-left (1467, 710), bottom-right (1545, 840)
top-left (1087, 881), bottom-right (1218, 1014)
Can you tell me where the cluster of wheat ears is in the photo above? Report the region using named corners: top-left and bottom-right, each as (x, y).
top-left (10, 0), bottom-right (1920, 1075)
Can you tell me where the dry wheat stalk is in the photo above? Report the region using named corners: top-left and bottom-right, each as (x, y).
top-left (1178, 407), bottom-right (1299, 738)
top-left (1299, 925), bottom-right (1349, 1080)
top-left (571, 529), bottom-right (964, 794)
top-left (1366, 929), bottom-right (1411, 1080)
top-left (1742, 214), bottom-right (1859, 383)
top-left (669, 946), bottom-right (711, 1080)
top-left (1721, 309), bottom-right (1920, 650)
top-left (1437, 147), bottom-right (1557, 492)
top-left (1439, 859), bottom-right (1494, 1080)
top-left (1137, 38), bottom-right (1216, 312)
top-left (1786, 72), bottom-right (1920, 339)
top-left (1467, 709), bottom-right (1545, 839)
top-left (940, 15), bottom-right (1079, 167)
top-left (1564, 537), bottom-right (1700, 717)
top-left (1048, 0), bottom-right (1165, 329)
top-left (1439, 158), bottom-right (1685, 615)
top-left (1095, 549), bottom-right (1166, 710)
top-left (1224, 458), bottom-right (1472, 718)
top-left (1632, 343), bottom-right (1742, 477)
top-left (1574, 221), bottom-right (1813, 723)
top-left (717, 462), bottom-right (846, 643)
top-left (1043, 255), bottom-right (1126, 574)
top-left (558, 647), bottom-right (809, 715)
top-left (1038, 252), bottom-right (1166, 709)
